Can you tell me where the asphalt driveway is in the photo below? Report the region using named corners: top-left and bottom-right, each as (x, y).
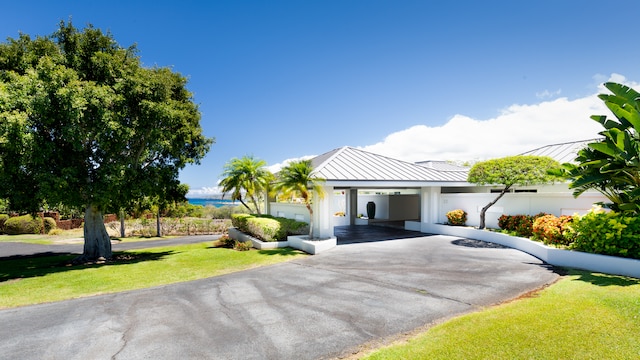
top-left (0, 232), bottom-right (559, 360)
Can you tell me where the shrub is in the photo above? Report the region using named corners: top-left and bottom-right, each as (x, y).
top-left (43, 217), bottom-right (57, 233)
top-left (278, 217), bottom-right (309, 236)
top-left (247, 217), bottom-right (281, 241)
top-left (571, 209), bottom-right (640, 259)
top-left (532, 214), bottom-right (574, 246)
top-left (4, 215), bottom-right (44, 235)
top-left (0, 214), bottom-right (9, 234)
top-left (217, 234), bottom-right (236, 248)
top-left (232, 213), bottom-right (309, 241)
top-left (48, 228), bottom-right (64, 236)
top-left (446, 209), bottom-right (467, 226)
top-left (233, 240), bottom-right (253, 251)
top-left (231, 213), bottom-right (252, 232)
top-left (498, 213), bottom-right (547, 238)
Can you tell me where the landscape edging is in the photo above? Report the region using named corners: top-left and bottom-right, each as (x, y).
top-left (228, 227), bottom-right (289, 250)
top-left (414, 222), bottom-right (640, 279)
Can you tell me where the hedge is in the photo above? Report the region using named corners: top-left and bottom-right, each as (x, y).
top-left (0, 214), bottom-right (9, 234)
top-left (231, 213), bottom-right (308, 242)
top-left (4, 215), bottom-right (44, 235)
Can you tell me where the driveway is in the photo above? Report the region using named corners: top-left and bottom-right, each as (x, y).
top-left (0, 232), bottom-right (559, 360)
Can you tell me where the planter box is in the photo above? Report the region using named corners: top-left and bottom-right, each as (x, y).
top-left (287, 235), bottom-right (337, 255)
top-left (228, 227), bottom-right (289, 250)
top-left (417, 222), bottom-right (640, 279)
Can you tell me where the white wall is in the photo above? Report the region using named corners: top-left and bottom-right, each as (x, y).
top-left (269, 202), bottom-right (310, 223)
top-left (357, 195), bottom-right (389, 219)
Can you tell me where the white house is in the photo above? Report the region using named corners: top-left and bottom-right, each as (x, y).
top-left (270, 140), bottom-right (607, 239)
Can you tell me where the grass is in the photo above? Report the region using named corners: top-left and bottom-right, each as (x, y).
top-left (361, 270), bottom-right (640, 360)
top-left (0, 228), bottom-right (84, 244)
top-left (0, 242), bottom-right (306, 308)
top-left (0, 228), bottom-right (178, 245)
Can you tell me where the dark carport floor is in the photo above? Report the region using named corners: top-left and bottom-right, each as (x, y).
top-left (334, 224), bottom-right (427, 244)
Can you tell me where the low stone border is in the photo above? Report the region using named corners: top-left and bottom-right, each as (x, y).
top-left (409, 222), bottom-right (640, 279)
top-left (287, 235), bottom-right (337, 255)
top-left (227, 227), bottom-right (289, 250)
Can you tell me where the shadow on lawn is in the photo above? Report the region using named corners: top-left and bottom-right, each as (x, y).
top-left (0, 250), bottom-right (174, 283)
top-left (571, 270), bottom-right (640, 287)
top-left (257, 247), bottom-right (305, 256)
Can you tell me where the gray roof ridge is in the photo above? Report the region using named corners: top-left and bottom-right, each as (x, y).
top-left (349, 146), bottom-right (442, 171)
top-left (311, 146), bottom-right (350, 174)
top-left (519, 138), bottom-right (601, 155)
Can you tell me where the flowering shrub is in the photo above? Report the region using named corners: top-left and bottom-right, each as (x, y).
top-left (532, 214), bottom-right (574, 246)
top-left (571, 209), bottom-right (640, 259)
top-left (498, 213), bottom-right (547, 238)
top-left (217, 234), bottom-right (236, 248)
top-left (233, 240), bottom-right (253, 251)
top-left (499, 214), bottom-right (533, 237)
top-left (446, 209), bottom-right (467, 226)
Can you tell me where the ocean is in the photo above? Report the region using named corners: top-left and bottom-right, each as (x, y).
top-left (187, 198), bottom-right (238, 207)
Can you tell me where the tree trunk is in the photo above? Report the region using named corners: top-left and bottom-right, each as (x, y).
top-left (307, 204), bottom-right (314, 239)
top-left (156, 209), bottom-right (161, 237)
top-left (479, 186), bottom-right (511, 230)
top-left (78, 204), bottom-right (112, 262)
top-left (120, 209), bottom-right (125, 238)
top-left (249, 195), bottom-right (262, 215)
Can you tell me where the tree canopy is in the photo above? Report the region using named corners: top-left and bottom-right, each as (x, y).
top-left (219, 155), bottom-right (273, 214)
top-left (554, 82), bottom-right (640, 213)
top-left (467, 155), bottom-right (560, 229)
top-left (0, 21), bottom-right (213, 260)
top-left (275, 159), bottom-right (325, 238)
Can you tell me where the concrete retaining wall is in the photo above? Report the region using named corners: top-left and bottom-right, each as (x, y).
top-left (408, 221), bottom-right (640, 279)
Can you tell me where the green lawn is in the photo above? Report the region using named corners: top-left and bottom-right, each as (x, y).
top-left (361, 270), bottom-right (640, 360)
top-left (0, 228), bottom-right (85, 244)
top-left (0, 243), bottom-right (306, 308)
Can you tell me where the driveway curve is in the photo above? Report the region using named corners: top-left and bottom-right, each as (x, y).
top-left (0, 234), bottom-right (559, 360)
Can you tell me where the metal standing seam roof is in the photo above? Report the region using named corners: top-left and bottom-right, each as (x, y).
top-left (519, 139), bottom-right (601, 163)
top-left (310, 146), bottom-right (469, 182)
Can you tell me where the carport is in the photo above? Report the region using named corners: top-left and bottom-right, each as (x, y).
top-left (307, 146), bottom-right (469, 238)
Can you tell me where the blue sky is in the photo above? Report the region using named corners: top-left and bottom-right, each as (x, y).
top-left (3, 1), bottom-right (640, 196)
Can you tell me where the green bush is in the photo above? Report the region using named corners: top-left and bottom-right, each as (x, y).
top-left (4, 215), bottom-right (44, 235)
top-left (43, 217), bottom-right (57, 233)
top-left (232, 213), bottom-right (308, 241)
top-left (247, 217), bottom-right (281, 241)
top-left (231, 213), bottom-right (252, 232)
top-left (446, 209), bottom-right (467, 226)
top-left (0, 214), bottom-right (9, 234)
top-left (48, 228), bottom-right (64, 236)
top-left (571, 210), bottom-right (640, 259)
top-left (279, 217), bottom-right (309, 235)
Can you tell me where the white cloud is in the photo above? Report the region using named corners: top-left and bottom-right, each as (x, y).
top-left (535, 89), bottom-right (562, 99)
top-left (267, 155), bottom-right (315, 174)
top-left (186, 186), bottom-right (221, 198)
top-left (360, 74), bottom-right (637, 163)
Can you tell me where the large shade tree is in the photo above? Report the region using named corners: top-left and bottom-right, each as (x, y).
top-left (275, 159), bottom-right (325, 238)
top-left (219, 155), bottom-right (273, 214)
top-left (554, 82), bottom-right (640, 213)
top-left (0, 22), bottom-right (212, 262)
top-left (467, 155), bottom-right (560, 229)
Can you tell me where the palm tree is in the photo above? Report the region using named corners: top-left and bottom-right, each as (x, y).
top-left (275, 159), bottom-right (325, 238)
top-left (219, 156), bottom-right (273, 214)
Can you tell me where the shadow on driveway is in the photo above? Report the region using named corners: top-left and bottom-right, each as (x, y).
top-left (334, 225), bottom-right (427, 244)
